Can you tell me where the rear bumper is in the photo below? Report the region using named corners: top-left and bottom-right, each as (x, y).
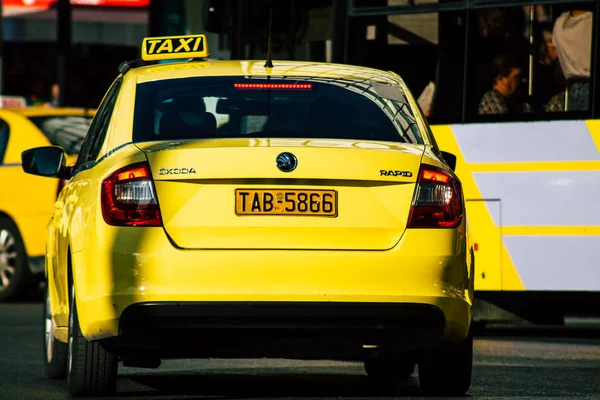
top-left (106, 301), bottom-right (454, 360)
top-left (68, 220), bottom-right (474, 349)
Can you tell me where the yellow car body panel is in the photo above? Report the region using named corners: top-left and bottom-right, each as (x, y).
top-left (71, 220), bottom-right (472, 342)
top-left (42, 61), bottom-right (472, 355)
top-left (49, 141), bottom-right (473, 343)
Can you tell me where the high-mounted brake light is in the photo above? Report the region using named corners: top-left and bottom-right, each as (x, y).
top-left (101, 162), bottom-right (162, 227)
top-left (407, 164), bottom-right (463, 229)
top-left (233, 83), bottom-right (312, 90)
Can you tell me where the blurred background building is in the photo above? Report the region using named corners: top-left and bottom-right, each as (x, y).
top-left (0, 0), bottom-right (598, 123)
top-left (0, 0), bottom-right (339, 108)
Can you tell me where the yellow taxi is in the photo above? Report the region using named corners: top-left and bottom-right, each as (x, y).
top-left (23, 35), bottom-right (474, 397)
top-left (0, 102), bottom-right (93, 301)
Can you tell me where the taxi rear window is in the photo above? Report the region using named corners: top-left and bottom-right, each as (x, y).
top-left (29, 115), bottom-right (92, 156)
top-left (132, 76), bottom-right (424, 144)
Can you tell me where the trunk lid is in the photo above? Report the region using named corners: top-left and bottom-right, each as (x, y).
top-left (138, 138), bottom-right (424, 250)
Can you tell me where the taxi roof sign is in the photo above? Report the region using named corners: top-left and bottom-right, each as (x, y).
top-left (141, 34), bottom-right (209, 61)
top-left (0, 96), bottom-right (27, 109)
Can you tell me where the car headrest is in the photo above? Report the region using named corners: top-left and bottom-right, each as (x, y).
top-left (159, 107), bottom-right (217, 140)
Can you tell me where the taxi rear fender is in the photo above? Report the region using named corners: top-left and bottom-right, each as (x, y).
top-left (48, 144), bottom-right (148, 334)
top-left (421, 145), bottom-right (472, 296)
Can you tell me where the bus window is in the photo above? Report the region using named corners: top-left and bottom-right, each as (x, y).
top-left (344, 6), bottom-right (467, 125)
top-left (344, 0), bottom-right (597, 123)
top-left (466, 2), bottom-right (595, 121)
top-left (469, 7), bottom-right (530, 119)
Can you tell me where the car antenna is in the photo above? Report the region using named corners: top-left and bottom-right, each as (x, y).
top-left (264, 8), bottom-right (273, 68)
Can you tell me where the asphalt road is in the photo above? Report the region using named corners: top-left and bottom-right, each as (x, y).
top-left (1, 303), bottom-right (600, 400)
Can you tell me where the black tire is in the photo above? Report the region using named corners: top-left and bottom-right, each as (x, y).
top-left (418, 327), bottom-right (473, 396)
top-left (67, 282), bottom-right (118, 397)
top-left (0, 217), bottom-right (31, 301)
top-left (364, 354), bottom-right (415, 381)
top-left (43, 282), bottom-right (68, 379)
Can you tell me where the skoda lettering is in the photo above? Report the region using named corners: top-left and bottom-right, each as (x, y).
top-left (159, 167), bottom-right (197, 175)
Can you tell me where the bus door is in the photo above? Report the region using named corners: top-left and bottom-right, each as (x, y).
top-left (465, 198), bottom-right (502, 291)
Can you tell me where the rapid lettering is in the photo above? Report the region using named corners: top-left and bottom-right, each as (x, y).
top-left (380, 170), bottom-right (413, 177)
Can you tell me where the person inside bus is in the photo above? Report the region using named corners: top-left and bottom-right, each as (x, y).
top-left (533, 24), bottom-right (566, 111)
top-left (478, 53), bottom-right (532, 115)
top-left (544, 91), bottom-right (566, 112)
top-left (552, 7), bottom-right (593, 111)
top-left (472, 8), bottom-right (529, 114)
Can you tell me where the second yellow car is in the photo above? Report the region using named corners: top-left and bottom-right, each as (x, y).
top-left (0, 105), bottom-right (93, 301)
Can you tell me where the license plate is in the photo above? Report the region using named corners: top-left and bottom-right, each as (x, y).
top-left (235, 189), bottom-right (338, 216)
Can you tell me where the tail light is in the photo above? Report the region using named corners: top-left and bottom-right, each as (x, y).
top-left (101, 162), bottom-right (162, 227)
top-left (407, 164), bottom-right (463, 228)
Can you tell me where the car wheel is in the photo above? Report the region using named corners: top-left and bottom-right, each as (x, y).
top-left (67, 281), bottom-right (118, 397)
top-left (0, 217), bottom-right (30, 301)
top-left (364, 354), bottom-right (415, 381)
top-left (418, 327), bottom-right (473, 396)
top-left (43, 282), bottom-right (68, 379)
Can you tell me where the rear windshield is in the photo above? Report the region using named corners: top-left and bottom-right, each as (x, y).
top-left (132, 76), bottom-right (424, 144)
top-left (29, 115), bottom-right (92, 155)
